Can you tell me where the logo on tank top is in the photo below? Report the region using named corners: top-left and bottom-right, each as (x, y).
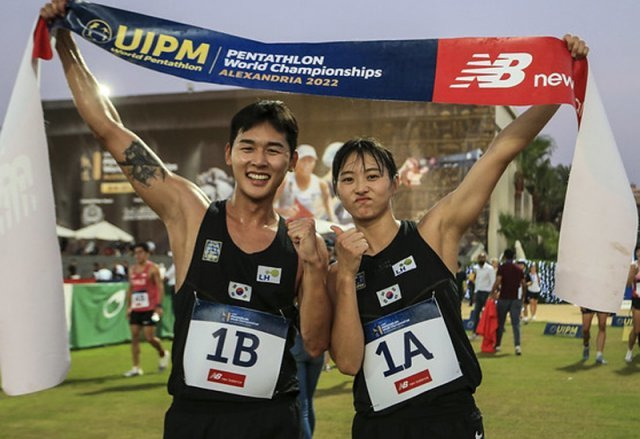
top-left (228, 281), bottom-right (252, 302)
top-left (256, 265), bottom-right (282, 284)
top-left (202, 239), bottom-right (222, 262)
top-left (376, 284), bottom-right (402, 307)
top-left (392, 256), bottom-right (417, 277)
top-left (355, 271), bottom-right (366, 290)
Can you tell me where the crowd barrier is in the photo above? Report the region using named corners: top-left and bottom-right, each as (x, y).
top-left (64, 282), bottom-right (174, 349)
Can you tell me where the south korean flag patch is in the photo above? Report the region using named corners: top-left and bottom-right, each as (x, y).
top-left (228, 281), bottom-right (252, 302)
top-left (376, 284), bottom-right (402, 307)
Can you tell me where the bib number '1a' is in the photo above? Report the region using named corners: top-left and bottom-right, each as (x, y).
top-left (183, 297), bottom-right (289, 399)
top-left (363, 297), bottom-right (462, 411)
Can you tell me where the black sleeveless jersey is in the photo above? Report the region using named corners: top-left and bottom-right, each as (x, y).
top-left (352, 220), bottom-right (482, 416)
top-left (168, 200), bottom-right (299, 403)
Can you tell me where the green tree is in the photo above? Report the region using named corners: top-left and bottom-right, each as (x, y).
top-left (502, 135), bottom-right (570, 260)
top-left (498, 213), bottom-right (560, 260)
top-left (515, 135), bottom-right (569, 226)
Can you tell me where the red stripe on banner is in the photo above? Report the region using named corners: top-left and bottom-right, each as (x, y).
top-left (433, 37), bottom-right (587, 120)
top-left (32, 18), bottom-right (53, 60)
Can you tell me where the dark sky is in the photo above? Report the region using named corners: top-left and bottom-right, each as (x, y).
top-left (3, 0), bottom-right (639, 184)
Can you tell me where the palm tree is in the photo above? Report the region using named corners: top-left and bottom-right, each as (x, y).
top-left (498, 213), bottom-right (560, 260)
top-left (504, 136), bottom-right (570, 259)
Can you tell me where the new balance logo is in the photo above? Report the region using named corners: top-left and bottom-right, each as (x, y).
top-left (450, 53), bottom-right (533, 89)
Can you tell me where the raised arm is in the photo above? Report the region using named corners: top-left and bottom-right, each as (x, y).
top-left (419, 35), bottom-right (589, 270)
top-left (52, 27), bottom-right (205, 222)
top-left (42, 1), bottom-right (210, 288)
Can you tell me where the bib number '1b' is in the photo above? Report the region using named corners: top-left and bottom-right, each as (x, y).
top-left (183, 297), bottom-right (289, 399)
top-left (363, 297), bottom-right (462, 411)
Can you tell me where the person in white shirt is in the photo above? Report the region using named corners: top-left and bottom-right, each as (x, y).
top-left (522, 263), bottom-right (541, 322)
top-left (471, 253), bottom-right (496, 337)
top-left (276, 144), bottom-right (336, 222)
top-left (93, 263), bottom-right (113, 282)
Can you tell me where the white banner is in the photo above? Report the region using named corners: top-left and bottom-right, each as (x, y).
top-left (0, 25), bottom-right (70, 395)
top-left (555, 69), bottom-right (638, 313)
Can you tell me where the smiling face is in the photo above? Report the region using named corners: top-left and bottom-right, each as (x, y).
top-left (335, 151), bottom-right (397, 222)
top-left (225, 121), bottom-right (295, 203)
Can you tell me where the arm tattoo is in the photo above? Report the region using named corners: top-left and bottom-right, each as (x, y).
top-left (116, 141), bottom-right (167, 187)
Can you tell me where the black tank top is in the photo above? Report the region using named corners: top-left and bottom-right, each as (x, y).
top-left (168, 200), bottom-right (299, 403)
top-left (353, 221), bottom-right (482, 416)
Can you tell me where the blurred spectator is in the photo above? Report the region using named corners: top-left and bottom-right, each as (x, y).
top-left (165, 260), bottom-right (176, 295)
top-left (398, 156), bottom-right (430, 187)
top-left (112, 263), bottom-right (127, 281)
top-left (492, 248), bottom-right (525, 355)
top-left (67, 262), bottom-right (80, 280)
top-left (276, 144), bottom-right (336, 222)
top-left (94, 263), bottom-right (113, 282)
top-left (321, 141), bottom-right (352, 226)
top-left (470, 253), bottom-right (495, 338)
top-left (196, 167), bottom-right (234, 201)
top-left (83, 240), bottom-right (97, 255)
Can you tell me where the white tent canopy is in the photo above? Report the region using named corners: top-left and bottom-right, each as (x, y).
top-left (73, 221), bottom-right (134, 242)
top-left (55, 225), bottom-right (76, 238)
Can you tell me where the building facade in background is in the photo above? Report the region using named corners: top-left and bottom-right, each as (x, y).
top-left (44, 89), bottom-right (525, 260)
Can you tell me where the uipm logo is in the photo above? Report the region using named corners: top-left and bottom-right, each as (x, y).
top-left (450, 53), bottom-right (533, 89)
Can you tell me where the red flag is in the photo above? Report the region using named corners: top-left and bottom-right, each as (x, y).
top-left (32, 18), bottom-right (53, 60)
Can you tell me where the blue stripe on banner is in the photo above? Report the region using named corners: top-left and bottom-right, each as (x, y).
top-left (59, 1), bottom-right (437, 101)
top-left (191, 298), bottom-right (289, 338)
top-left (363, 298), bottom-right (441, 344)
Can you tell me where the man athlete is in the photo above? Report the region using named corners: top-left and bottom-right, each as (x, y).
top-left (124, 242), bottom-right (169, 377)
top-left (41, 1), bottom-right (332, 437)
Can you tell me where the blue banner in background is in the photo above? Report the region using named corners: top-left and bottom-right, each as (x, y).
top-left (59, 1), bottom-right (438, 101)
top-left (55, 1), bottom-right (586, 108)
top-left (610, 315), bottom-right (632, 327)
top-left (543, 322), bottom-right (583, 338)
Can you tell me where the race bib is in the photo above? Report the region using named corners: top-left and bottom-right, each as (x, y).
top-left (131, 291), bottom-right (149, 310)
top-left (362, 297), bottom-right (462, 412)
top-left (183, 297), bottom-right (289, 399)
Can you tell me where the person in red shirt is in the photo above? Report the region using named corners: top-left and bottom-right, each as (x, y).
top-left (491, 249), bottom-right (526, 355)
top-left (124, 242), bottom-right (169, 377)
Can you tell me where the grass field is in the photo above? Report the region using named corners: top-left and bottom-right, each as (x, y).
top-left (1, 321), bottom-right (638, 438)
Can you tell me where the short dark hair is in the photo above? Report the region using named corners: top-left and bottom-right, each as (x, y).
top-left (332, 138), bottom-right (398, 188)
top-left (503, 248), bottom-right (515, 260)
top-left (134, 242), bottom-right (149, 253)
top-left (229, 100), bottom-right (298, 154)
